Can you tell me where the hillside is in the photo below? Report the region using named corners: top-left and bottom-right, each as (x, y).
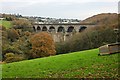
top-left (2, 49), bottom-right (119, 78)
top-left (82, 13), bottom-right (118, 27)
top-left (0, 20), bottom-right (12, 28)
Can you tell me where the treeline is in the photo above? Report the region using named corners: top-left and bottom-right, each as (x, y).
top-left (56, 25), bottom-right (117, 54)
top-left (1, 13), bottom-right (22, 21)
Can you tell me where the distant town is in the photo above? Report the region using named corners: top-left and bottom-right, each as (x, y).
top-left (0, 13), bottom-right (81, 24)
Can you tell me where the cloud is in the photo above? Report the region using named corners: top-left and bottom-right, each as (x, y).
top-left (1, 0), bottom-right (119, 3)
top-left (1, 0), bottom-right (118, 19)
top-left (1, 0), bottom-right (55, 3)
top-left (1, 0), bottom-right (118, 8)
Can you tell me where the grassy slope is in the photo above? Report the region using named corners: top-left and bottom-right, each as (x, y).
top-left (2, 49), bottom-right (119, 78)
top-left (0, 20), bottom-right (12, 28)
top-left (82, 13), bottom-right (118, 25)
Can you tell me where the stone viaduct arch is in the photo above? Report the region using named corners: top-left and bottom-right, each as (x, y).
top-left (37, 26), bottom-right (41, 31)
top-left (79, 26), bottom-right (87, 32)
top-left (49, 26), bottom-right (56, 32)
top-left (58, 26), bottom-right (65, 32)
top-left (42, 26), bottom-right (47, 31)
top-left (67, 26), bottom-right (74, 32)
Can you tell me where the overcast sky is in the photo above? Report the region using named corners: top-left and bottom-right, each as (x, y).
top-left (0, 0), bottom-right (119, 20)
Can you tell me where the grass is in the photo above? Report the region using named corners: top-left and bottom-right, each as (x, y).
top-left (2, 49), bottom-right (119, 78)
top-left (0, 20), bottom-right (12, 29)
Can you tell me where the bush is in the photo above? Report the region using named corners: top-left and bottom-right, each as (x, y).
top-left (55, 42), bottom-right (70, 55)
top-left (30, 32), bottom-right (56, 58)
top-left (4, 53), bottom-right (25, 63)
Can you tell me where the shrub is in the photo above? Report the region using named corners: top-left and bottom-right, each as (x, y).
top-left (4, 53), bottom-right (25, 63)
top-left (55, 42), bottom-right (69, 54)
top-left (5, 53), bottom-right (14, 58)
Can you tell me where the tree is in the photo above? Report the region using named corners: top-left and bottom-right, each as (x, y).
top-left (30, 32), bottom-right (56, 58)
top-left (7, 29), bottom-right (19, 42)
top-left (12, 31), bottom-right (32, 59)
top-left (13, 19), bottom-right (32, 31)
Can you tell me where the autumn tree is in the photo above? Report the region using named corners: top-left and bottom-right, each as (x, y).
top-left (7, 29), bottom-right (19, 42)
top-left (30, 32), bottom-right (56, 58)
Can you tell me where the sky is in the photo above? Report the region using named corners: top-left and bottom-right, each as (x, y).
top-left (0, 0), bottom-right (119, 20)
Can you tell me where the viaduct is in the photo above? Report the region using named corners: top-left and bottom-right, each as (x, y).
top-left (33, 23), bottom-right (95, 33)
top-left (32, 23), bottom-right (96, 42)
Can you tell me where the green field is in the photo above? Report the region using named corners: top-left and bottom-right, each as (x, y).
top-left (2, 49), bottom-right (119, 78)
top-left (0, 20), bottom-right (12, 28)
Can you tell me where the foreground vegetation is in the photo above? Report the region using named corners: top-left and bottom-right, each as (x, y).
top-left (2, 49), bottom-right (119, 78)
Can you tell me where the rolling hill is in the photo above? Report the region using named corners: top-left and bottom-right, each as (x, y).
top-left (82, 13), bottom-right (118, 27)
top-left (2, 49), bottom-right (119, 78)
